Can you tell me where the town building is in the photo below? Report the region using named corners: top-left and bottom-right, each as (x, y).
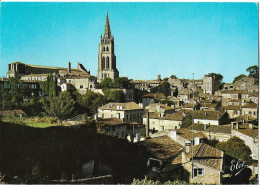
top-left (193, 110), bottom-right (229, 125)
top-left (100, 118), bottom-right (145, 141)
top-left (97, 102), bottom-right (144, 123)
top-left (141, 93), bottom-right (166, 107)
top-left (143, 110), bottom-right (190, 134)
top-left (241, 103), bottom-right (258, 119)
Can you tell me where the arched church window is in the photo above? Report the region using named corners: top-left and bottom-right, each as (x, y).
top-left (107, 46), bottom-right (109, 51)
top-left (103, 47), bottom-right (105, 51)
top-left (102, 57), bottom-right (105, 69)
top-left (107, 57), bottom-right (109, 68)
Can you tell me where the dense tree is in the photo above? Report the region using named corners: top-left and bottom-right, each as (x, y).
top-left (0, 78), bottom-right (30, 110)
top-left (114, 77), bottom-right (131, 89)
top-left (170, 75), bottom-right (178, 79)
top-left (42, 91), bottom-right (75, 119)
top-left (216, 136), bottom-right (252, 165)
top-left (103, 89), bottom-right (126, 103)
top-left (233, 74), bottom-right (247, 84)
top-left (98, 77), bottom-right (113, 88)
top-left (98, 77), bottom-right (131, 89)
top-left (163, 77), bottom-right (169, 82)
top-left (39, 74), bottom-right (58, 96)
top-left (246, 65), bottom-right (259, 83)
top-left (108, 90), bottom-right (126, 103)
top-left (22, 98), bottom-right (44, 116)
top-left (158, 81), bottom-right (171, 97)
top-left (81, 90), bottom-right (106, 116)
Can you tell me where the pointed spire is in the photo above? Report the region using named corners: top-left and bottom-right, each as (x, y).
top-left (104, 11), bottom-right (111, 39)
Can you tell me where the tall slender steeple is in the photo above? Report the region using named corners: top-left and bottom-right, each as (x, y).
top-left (104, 12), bottom-right (111, 40)
top-left (97, 12), bottom-right (119, 82)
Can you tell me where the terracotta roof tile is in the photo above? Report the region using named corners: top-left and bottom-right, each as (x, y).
top-left (99, 102), bottom-right (144, 111)
top-left (242, 103), bottom-right (258, 108)
top-left (139, 136), bottom-right (183, 160)
top-left (177, 128), bottom-right (207, 140)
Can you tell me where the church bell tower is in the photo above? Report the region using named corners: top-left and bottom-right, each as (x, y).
top-left (97, 12), bottom-right (119, 82)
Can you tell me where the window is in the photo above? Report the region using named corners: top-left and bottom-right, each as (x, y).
top-left (103, 47), bottom-right (105, 51)
top-left (107, 46), bottom-right (109, 51)
top-left (112, 127), bottom-right (115, 131)
top-left (107, 57), bottom-right (109, 68)
top-left (80, 85), bottom-right (83, 89)
top-left (193, 168), bottom-right (204, 177)
top-left (122, 132), bottom-right (124, 137)
top-left (102, 57), bottom-right (105, 69)
top-left (126, 115), bottom-right (128, 120)
top-left (234, 110), bottom-right (237, 115)
top-left (102, 114), bottom-right (104, 118)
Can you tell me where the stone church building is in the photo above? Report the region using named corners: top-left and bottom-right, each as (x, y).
top-left (97, 12), bottom-right (119, 82)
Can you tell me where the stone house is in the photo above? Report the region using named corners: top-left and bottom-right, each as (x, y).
top-left (241, 103), bottom-right (258, 119)
top-left (138, 135), bottom-right (183, 172)
top-left (221, 106), bottom-right (242, 119)
top-left (232, 123), bottom-right (258, 160)
top-left (233, 77), bottom-right (255, 91)
top-left (142, 110), bottom-right (188, 134)
top-left (223, 83), bottom-right (234, 91)
top-left (248, 92), bottom-right (259, 104)
top-left (200, 102), bottom-right (220, 111)
top-left (193, 110), bottom-right (229, 125)
top-left (178, 91), bottom-right (192, 102)
top-left (179, 103), bottom-right (200, 111)
top-left (170, 128), bottom-right (207, 146)
top-left (100, 118), bottom-right (145, 141)
top-left (221, 90), bottom-right (242, 100)
top-left (58, 75), bottom-right (96, 94)
top-left (21, 73), bottom-right (49, 81)
top-left (191, 123), bottom-right (232, 142)
top-left (148, 103), bottom-right (175, 114)
top-left (141, 93), bottom-right (166, 107)
top-left (180, 143), bottom-right (224, 184)
top-left (202, 75), bottom-right (214, 95)
top-left (162, 141), bottom-right (224, 185)
top-left (97, 102), bottom-right (144, 123)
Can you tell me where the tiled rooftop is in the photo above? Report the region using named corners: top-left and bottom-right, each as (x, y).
top-left (139, 135), bottom-right (183, 160)
top-left (99, 102), bottom-right (144, 111)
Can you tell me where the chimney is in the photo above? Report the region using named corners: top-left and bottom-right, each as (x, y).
top-left (194, 137), bottom-right (201, 145)
top-left (236, 123), bottom-right (239, 130)
top-left (184, 141), bottom-right (191, 153)
top-left (170, 130), bottom-right (177, 141)
top-left (68, 61), bottom-right (71, 73)
top-left (146, 112), bottom-right (150, 137)
top-left (249, 123), bottom-right (253, 129)
top-left (204, 124), bottom-right (207, 131)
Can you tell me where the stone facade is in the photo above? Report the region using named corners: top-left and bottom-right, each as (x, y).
top-left (97, 12), bottom-right (119, 82)
top-left (97, 102), bottom-right (144, 123)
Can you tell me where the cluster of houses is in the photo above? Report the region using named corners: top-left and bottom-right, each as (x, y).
top-left (95, 75), bottom-right (258, 184)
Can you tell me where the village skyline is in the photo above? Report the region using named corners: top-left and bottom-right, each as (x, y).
top-left (0, 2), bottom-right (258, 83)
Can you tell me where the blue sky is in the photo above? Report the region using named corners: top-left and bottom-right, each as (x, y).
top-left (0, 2), bottom-right (258, 83)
